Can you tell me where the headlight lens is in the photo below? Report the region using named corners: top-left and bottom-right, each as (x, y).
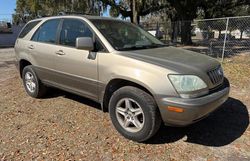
top-left (168, 75), bottom-right (208, 98)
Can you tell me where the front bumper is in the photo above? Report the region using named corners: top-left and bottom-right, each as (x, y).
top-left (157, 78), bottom-right (230, 126)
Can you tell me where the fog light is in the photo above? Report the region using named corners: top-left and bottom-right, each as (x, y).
top-left (167, 106), bottom-right (184, 113)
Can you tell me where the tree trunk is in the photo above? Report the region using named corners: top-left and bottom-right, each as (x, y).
top-left (137, 15), bottom-right (140, 25)
top-left (131, 0), bottom-right (138, 24)
top-left (218, 30), bottom-right (221, 39)
top-left (181, 20), bottom-right (192, 45)
top-left (240, 30), bottom-right (243, 40)
top-left (171, 21), bottom-right (178, 43)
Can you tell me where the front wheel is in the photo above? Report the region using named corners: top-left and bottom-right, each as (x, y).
top-left (109, 86), bottom-right (162, 142)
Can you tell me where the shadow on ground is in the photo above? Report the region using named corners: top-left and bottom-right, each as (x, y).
top-left (44, 88), bottom-right (102, 111)
top-left (147, 97), bottom-right (249, 146)
top-left (43, 90), bottom-right (249, 147)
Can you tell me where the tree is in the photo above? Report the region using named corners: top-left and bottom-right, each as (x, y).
top-left (14, 0), bottom-right (101, 23)
top-left (100, 0), bottom-right (169, 24)
top-left (100, 0), bottom-right (199, 44)
top-left (200, 0), bottom-right (249, 19)
top-left (166, 0), bottom-right (202, 45)
top-left (167, 0), bottom-right (249, 44)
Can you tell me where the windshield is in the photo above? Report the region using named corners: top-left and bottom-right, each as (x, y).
top-left (90, 19), bottom-right (166, 51)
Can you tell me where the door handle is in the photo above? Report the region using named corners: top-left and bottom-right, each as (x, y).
top-left (55, 50), bottom-right (65, 56)
top-left (28, 45), bottom-right (34, 50)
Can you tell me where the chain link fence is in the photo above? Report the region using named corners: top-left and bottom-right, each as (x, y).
top-left (142, 16), bottom-right (250, 62)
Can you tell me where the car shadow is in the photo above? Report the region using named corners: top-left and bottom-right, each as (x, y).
top-left (44, 88), bottom-right (102, 111)
top-left (146, 97), bottom-right (249, 146)
top-left (43, 90), bottom-right (249, 147)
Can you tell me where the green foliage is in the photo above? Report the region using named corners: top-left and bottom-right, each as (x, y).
top-left (14, 0), bottom-right (101, 23)
top-left (100, 0), bottom-right (169, 23)
top-left (198, 0), bottom-right (249, 19)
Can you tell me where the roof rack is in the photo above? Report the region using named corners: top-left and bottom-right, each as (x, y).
top-left (57, 11), bottom-right (96, 16)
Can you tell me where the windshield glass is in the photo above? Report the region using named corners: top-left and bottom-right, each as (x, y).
top-left (90, 19), bottom-right (166, 51)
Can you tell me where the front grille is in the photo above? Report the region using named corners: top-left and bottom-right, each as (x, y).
top-left (207, 66), bottom-right (224, 85)
top-left (208, 77), bottom-right (229, 95)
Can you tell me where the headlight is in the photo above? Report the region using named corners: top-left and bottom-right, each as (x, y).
top-left (168, 75), bottom-right (208, 98)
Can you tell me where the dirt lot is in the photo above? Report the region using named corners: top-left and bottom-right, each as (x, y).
top-left (0, 48), bottom-right (249, 161)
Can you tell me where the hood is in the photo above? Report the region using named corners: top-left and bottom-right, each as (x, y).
top-left (117, 46), bottom-right (220, 74)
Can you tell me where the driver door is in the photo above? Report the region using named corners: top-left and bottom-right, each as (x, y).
top-left (53, 18), bottom-right (98, 100)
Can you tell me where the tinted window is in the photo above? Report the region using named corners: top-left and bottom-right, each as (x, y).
top-left (19, 20), bottom-right (41, 38)
top-left (32, 19), bottom-right (60, 44)
top-left (59, 19), bottom-right (93, 47)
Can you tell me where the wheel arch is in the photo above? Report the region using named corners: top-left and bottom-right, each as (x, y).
top-left (19, 59), bottom-right (32, 78)
top-left (102, 78), bottom-right (155, 112)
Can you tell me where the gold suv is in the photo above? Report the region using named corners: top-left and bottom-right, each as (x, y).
top-left (15, 15), bottom-right (230, 142)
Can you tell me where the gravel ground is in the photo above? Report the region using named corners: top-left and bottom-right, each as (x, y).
top-left (0, 48), bottom-right (249, 161)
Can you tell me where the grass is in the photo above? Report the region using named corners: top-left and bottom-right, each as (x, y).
top-left (223, 53), bottom-right (250, 89)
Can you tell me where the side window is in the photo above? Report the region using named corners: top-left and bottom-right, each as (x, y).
top-left (19, 20), bottom-right (41, 38)
top-left (59, 19), bottom-right (93, 47)
top-left (32, 19), bottom-right (60, 44)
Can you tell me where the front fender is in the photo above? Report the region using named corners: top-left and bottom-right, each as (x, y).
top-left (98, 53), bottom-right (179, 104)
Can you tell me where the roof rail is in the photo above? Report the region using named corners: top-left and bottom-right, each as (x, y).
top-left (57, 11), bottom-right (96, 16)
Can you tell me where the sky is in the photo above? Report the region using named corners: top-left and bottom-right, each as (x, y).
top-left (102, 6), bottom-right (110, 17)
top-left (0, 0), bottom-right (16, 21)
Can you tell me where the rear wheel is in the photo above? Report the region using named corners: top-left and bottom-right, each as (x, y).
top-left (109, 86), bottom-right (161, 142)
top-left (22, 65), bottom-right (47, 98)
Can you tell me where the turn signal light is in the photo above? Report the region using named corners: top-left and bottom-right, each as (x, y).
top-left (167, 106), bottom-right (184, 113)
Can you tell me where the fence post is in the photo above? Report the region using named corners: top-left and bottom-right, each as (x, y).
top-left (221, 17), bottom-right (229, 63)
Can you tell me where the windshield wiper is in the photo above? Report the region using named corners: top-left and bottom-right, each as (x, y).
top-left (148, 43), bottom-right (168, 48)
top-left (118, 45), bottom-right (149, 51)
top-left (118, 43), bottom-right (167, 51)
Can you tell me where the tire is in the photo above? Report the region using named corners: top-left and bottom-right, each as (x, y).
top-left (22, 65), bottom-right (47, 98)
top-left (109, 86), bottom-right (162, 142)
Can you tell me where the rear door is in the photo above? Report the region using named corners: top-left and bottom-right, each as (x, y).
top-left (53, 18), bottom-right (99, 100)
top-left (28, 19), bottom-right (61, 82)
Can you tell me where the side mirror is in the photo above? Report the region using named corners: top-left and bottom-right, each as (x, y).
top-left (76, 37), bottom-right (94, 51)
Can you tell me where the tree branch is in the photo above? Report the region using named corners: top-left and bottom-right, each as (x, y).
top-left (140, 4), bottom-right (169, 16)
top-left (100, 0), bottom-right (131, 17)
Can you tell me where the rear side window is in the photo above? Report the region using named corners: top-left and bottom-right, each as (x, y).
top-left (32, 19), bottom-right (60, 44)
top-left (19, 20), bottom-right (41, 38)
